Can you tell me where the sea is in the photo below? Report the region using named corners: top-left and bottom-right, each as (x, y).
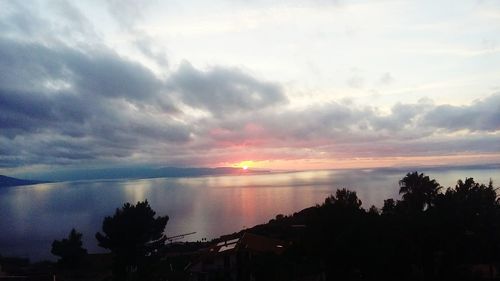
top-left (0, 166), bottom-right (498, 261)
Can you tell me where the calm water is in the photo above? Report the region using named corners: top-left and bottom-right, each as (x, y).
top-left (0, 167), bottom-right (498, 261)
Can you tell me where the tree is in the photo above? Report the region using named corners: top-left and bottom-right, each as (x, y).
top-left (381, 198), bottom-right (397, 215)
top-left (368, 205), bottom-right (380, 215)
top-left (95, 200), bottom-right (168, 281)
top-left (324, 188), bottom-right (362, 210)
top-left (455, 178), bottom-right (497, 207)
top-left (51, 228), bottom-right (87, 268)
top-left (399, 172), bottom-right (441, 212)
top-left (437, 178), bottom-right (498, 221)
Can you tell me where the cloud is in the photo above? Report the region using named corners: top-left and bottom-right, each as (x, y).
top-left (0, 35), bottom-right (189, 167)
top-left (133, 36), bottom-right (169, 67)
top-left (379, 72), bottom-right (394, 84)
top-left (198, 93), bottom-right (500, 161)
top-left (105, 0), bottom-right (156, 30)
top-left (346, 75), bottom-right (365, 89)
top-left (422, 94), bottom-right (500, 132)
top-left (0, 0), bottom-right (98, 45)
top-left (370, 101), bottom-right (429, 132)
top-left (0, 5), bottom-right (289, 168)
top-left (103, 1), bottom-right (169, 68)
top-left (168, 62), bottom-right (287, 117)
top-left (0, 23), bottom-right (498, 169)
top-left (0, 0), bottom-right (498, 171)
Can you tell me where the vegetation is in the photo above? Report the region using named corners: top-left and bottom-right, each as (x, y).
top-left (51, 228), bottom-right (87, 268)
top-left (3, 172), bottom-right (498, 281)
top-left (95, 200), bottom-right (169, 281)
top-left (398, 171), bottom-right (442, 211)
top-left (251, 172), bottom-right (500, 280)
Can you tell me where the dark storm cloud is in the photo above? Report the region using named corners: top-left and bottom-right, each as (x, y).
top-left (169, 62), bottom-right (287, 116)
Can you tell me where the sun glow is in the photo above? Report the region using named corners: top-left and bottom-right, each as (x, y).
top-left (237, 160), bottom-right (254, 170)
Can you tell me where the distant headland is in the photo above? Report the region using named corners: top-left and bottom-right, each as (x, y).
top-left (0, 175), bottom-right (47, 188)
top-left (7, 166), bottom-right (271, 183)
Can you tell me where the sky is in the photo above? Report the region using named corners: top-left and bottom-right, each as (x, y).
top-left (0, 0), bottom-right (499, 175)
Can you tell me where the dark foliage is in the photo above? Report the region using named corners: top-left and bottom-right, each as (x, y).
top-left (242, 173), bottom-right (499, 281)
top-left (95, 200), bottom-right (169, 281)
top-left (51, 228), bottom-right (87, 268)
top-left (399, 171), bottom-right (442, 212)
top-left (43, 172), bottom-right (498, 281)
top-left (324, 188), bottom-right (363, 210)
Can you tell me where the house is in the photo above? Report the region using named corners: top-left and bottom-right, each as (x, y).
top-left (188, 233), bottom-right (287, 281)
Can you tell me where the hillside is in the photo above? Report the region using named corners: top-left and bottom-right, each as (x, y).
top-left (0, 175), bottom-right (45, 188)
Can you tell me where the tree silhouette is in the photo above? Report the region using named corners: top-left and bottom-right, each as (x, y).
top-left (51, 228), bottom-right (87, 268)
top-left (95, 200), bottom-right (169, 281)
top-left (324, 188), bottom-right (362, 210)
top-left (399, 171), bottom-right (441, 212)
top-left (454, 178), bottom-right (497, 209)
top-left (381, 198), bottom-right (397, 215)
top-left (436, 178), bottom-right (498, 226)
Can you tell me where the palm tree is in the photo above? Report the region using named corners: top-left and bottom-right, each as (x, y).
top-left (399, 172), bottom-right (441, 212)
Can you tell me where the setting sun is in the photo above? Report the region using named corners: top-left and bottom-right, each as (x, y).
top-left (236, 160), bottom-right (254, 170)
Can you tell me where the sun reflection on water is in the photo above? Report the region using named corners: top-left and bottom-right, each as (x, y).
top-left (0, 168), bottom-right (497, 261)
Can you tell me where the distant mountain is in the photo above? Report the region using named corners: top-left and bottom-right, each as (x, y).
top-left (14, 166), bottom-right (271, 182)
top-left (0, 175), bottom-right (45, 188)
top-left (155, 167), bottom-right (267, 178)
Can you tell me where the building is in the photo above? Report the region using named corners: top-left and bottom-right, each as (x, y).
top-left (189, 233), bottom-right (287, 281)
